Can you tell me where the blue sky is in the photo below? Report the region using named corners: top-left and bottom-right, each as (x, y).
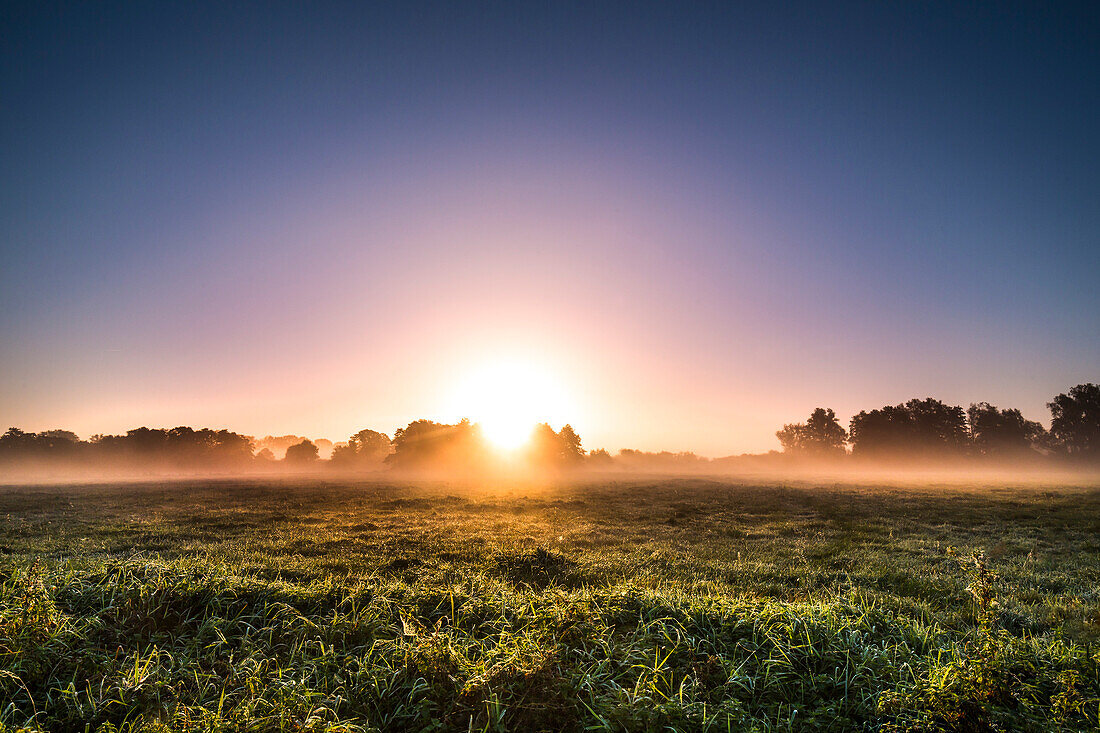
top-left (2, 1), bottom-right (1097, 453)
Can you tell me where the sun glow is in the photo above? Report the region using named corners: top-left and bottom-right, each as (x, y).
top-left (448, 359), bottom-right (575, 450)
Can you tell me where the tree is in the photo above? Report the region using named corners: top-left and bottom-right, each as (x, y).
top-left (558, 425), bottom-right (585, 462)
top-left (0, 428), bottom-right (81, 456)
top-left (776, 408), bottom-right (847, 455)
top-left (849, 405), bottom-right (911, 457)
top-left (253, 435), bottom-right (314, 459)
top-left (331, 429), bottom-right (391, 467)
top-left (849, 398), bottom-right (968, 459)
top-left (615, 449), bottom-right (707, 470)
top-left (967, 402), bottom-right (1045, 456)
top-left (905, 398), bottom-right (969, 452)
top-left (1047, 383), bottom-right (1100, 458)
top-left (386, 419), bottom-right (489, 471)
top-left (1, 428), bottom-right (32, 452)
top-left (587, 448), bottom-right (613, 466)
top-left (527, 423), bottom-right (585, 467)
top-left (39, 429), bottom-right (79, 444)
top-left (124, 427), bottom-right (169, 455)
top-left (285, 439), bottom-right (319, 464)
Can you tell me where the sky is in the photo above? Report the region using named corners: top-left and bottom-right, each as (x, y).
top-left (1, 1), bottom-right (1098, 455)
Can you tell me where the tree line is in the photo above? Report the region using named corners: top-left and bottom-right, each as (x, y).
top-left (775, 383), bottom-right (1099, 462)
top-left (2, 383), bottom-right (1096, 477)
top-left (0, 419), bottom-right (588, 477)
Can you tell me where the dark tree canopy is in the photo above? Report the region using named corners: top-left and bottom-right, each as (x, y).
top-left (848, 405), bottom-right (910, 457)
top-left (967, 402), bottom-right (1045, 456)
top-left (331, 429), bottom-right (392, 467)
top-left (0, 427), bottom-right (85, 460)
top-left (39, 429), bottom-right (79, 443)
top-left (849, 398), bottom-right (968, 459)
top-left (92, 426), bottom-right (255, 467)
top-left (1, 426), bottom-right (257, 476)
top-left (1047, 383), bottom-right (1100, 458)
top-left (284, 439), bottom-right (319, 464)
top-left (776, 408), bottom-right (847, 455)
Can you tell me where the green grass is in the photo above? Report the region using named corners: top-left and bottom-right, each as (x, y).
top-left (1, 477), bottom-right (1098, 731)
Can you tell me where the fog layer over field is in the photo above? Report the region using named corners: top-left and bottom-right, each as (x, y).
top-left (3, 383), bottom-right (1098, 484)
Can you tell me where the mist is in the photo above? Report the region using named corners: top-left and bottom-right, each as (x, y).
top-left (3, 382), bottom-right (1097, 486)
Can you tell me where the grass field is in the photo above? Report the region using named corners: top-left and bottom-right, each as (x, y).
top-left (1, 477), bottom-right (1099, 732)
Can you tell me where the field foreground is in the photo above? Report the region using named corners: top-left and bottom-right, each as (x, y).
top-left (1, 477), bottom-right (1098, 732)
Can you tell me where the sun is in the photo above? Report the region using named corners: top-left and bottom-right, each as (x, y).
top-left (448, 359), bottom-right (574, 450)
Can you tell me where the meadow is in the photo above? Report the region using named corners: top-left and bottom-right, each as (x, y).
top-left (1, 477), bottom-right (1098, 732)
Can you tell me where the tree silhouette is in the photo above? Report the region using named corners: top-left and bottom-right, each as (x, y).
top-left (284, 439), bottom-right (319, 464)
top-left (1047, 383), bottom-right (1100, 458)
top-left (253, 435), bottom-right (318, 460)
top-left (967, 402), bottom-right (1045, 456)
top-left (331, 429), bottom-right (391, 467)
top-left (39, 429), bottom-right (79, 443)
top-left (849, 398), bottom-right (968, 459)
top-left (2, 384), bottom-right (1095, 474)
top-left (527, 423), bottom-right (585, 467)
top-left (559, 425), bottom-right (584, 462)
top-left (0, 427), bottom-right (82, 458)
top-left (386, 419), bottom-right (489, 471)
top-left (906, 399), bottom-right (969, 451)
top-left (776, 408), bottom-right (847, 455)
top-left (587, 448), bottom-right (613, 465)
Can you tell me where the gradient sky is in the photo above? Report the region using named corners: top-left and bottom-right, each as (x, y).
top-left (2, 1), bottom-right (1098, 455)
